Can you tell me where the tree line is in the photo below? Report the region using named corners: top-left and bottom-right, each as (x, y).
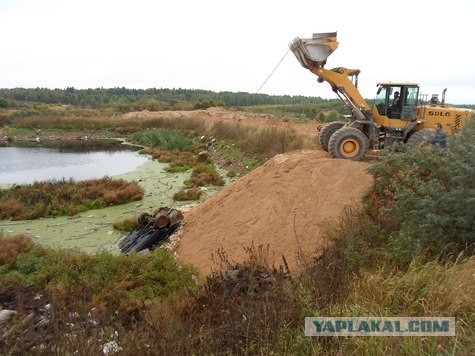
top-left (0, 87), bottom-right (333, 109)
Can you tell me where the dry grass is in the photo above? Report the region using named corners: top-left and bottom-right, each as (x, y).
top-left (172, 164), bottom-right (224, 201)
top-left (319, 256), bottom-right (475, 355)
top-left (209, 120), bottom-right (306, 158)
top-left (250, 126), bottom-right (304, 157)
top-left (0, 236), bottom-right (197, 354)
top-left (187, 164), bottom-right (225, 187)
top-left (211, 121), bottom-right (252, 140)
top-left (173, 187), bottom-right (203, 201)
top-left (11, 113), bottom-right (208, 134)
top-left (147, 149), bottom-right (198, 172)
top-left (119, 244), bottom-right (303, 355)
top-left (0, 235), bottom-right (33, 265)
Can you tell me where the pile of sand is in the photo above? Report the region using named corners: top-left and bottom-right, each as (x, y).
top-left (175, 149), bottom-right (373, 276)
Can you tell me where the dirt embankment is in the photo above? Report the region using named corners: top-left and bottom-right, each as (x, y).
top-left (176, 149), bottom-right (372, 277)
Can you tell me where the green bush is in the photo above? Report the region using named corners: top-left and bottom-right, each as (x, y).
top-left (0, 97), bottom-right (9, 108)
top-left (0, 236), bottom-right (197, 315)
top-left (365, 118), bottom-right (475, 262)
top-left (131, 129), bottom-right (193, 151)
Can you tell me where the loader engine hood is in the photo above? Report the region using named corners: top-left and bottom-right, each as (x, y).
top-left (289, 32), bottom-right (338, 68)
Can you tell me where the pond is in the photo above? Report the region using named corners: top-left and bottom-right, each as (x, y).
top-left (0, 141), bottom-right (150, 185)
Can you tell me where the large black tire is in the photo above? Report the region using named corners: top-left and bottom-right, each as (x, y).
top-left (328, 127), bottom-right (369, 161)
top-left (406, 128), bottom-right (436, 147)
top-left (318, 121), bottom-right (346, 151)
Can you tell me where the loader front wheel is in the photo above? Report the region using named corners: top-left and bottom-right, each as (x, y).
top-left (328, 127), bottom-right (369, 161)
top-left (318, 121), bottom-right (346, 151)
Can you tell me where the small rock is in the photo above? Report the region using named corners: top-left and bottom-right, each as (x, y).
top-left (103, 341), bottom-right (122, 355)
top-left (0, 309), bottom-right (17, 327)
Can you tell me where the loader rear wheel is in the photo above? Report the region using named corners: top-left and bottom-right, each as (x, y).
top-left (406, 128), bottom-right (436, 147)
top-left (328, 127), bottom-right (369, 161)
top-left (318, 121), bottom-right (346, 151)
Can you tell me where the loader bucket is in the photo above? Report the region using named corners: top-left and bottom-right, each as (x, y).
top-left (289, 32), bottom-right (338, 69)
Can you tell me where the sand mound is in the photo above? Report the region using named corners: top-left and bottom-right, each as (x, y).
top-left (175, 149), bottom-right (372, 276)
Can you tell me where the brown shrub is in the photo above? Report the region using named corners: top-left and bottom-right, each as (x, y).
top-left (0, 199), bottom-right (27, 220)
top-left (103, 191), bottom-right (120, 205)
top-left (0, 178), bottom-right (143, 220)
top-left (189, 164), bottom-right (225, 187)
top-left (173, 188), bottom-right (203, 201)
top-left (0, 235), bottom-right (33, 265)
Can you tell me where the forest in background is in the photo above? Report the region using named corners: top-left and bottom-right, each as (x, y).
top-left (2, 86), bottom-right (474, 120)
top-left (0, 87), bottom-right (348, 118)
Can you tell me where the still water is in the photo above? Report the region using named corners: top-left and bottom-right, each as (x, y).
top-left (0, 146), bottom-right (150, 184)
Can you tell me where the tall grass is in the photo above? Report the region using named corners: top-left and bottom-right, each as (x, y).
top-left (131, 129), bottom-right (193, 151)
top-left (312, 256), bottom-right (475, 355)
top-left (251, 127), bottom-right (304, 157)
top-left (210, 120), bottom-right (306, 159)
top-left (9, 113), bottom-right (207, 133)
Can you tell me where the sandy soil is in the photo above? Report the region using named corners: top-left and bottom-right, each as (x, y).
top-left (175, 149), bottom-right (372, 277)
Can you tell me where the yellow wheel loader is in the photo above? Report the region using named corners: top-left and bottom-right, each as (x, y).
top-left (290, 32), bottom-right (474, 160)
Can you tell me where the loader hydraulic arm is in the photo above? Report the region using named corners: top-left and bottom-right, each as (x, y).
top-left (289, 33), bottom-right (372, 121)
top-left (309, 65), bottom-right (371, 118)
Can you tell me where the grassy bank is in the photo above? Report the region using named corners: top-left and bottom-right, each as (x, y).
top-left (0, 178), bottom-right (143, 220)
top-left (1, 235), bottom-right (473, 354)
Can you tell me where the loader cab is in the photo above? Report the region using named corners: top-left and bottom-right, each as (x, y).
top-left (374, 83), bottom-right (419, 120)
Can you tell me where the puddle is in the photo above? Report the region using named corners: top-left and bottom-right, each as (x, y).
top-left (0, 142), bottom-right (148, 184)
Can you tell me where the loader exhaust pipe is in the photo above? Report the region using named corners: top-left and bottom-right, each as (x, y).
top-left (442, 88), bottom-right (447, 104)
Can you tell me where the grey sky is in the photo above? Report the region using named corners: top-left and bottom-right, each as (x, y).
top-left (1, 0), bottom-right (474, 104)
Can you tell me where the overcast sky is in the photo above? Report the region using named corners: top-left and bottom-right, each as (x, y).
top-left (1, 0), bottom-right (474, 104)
